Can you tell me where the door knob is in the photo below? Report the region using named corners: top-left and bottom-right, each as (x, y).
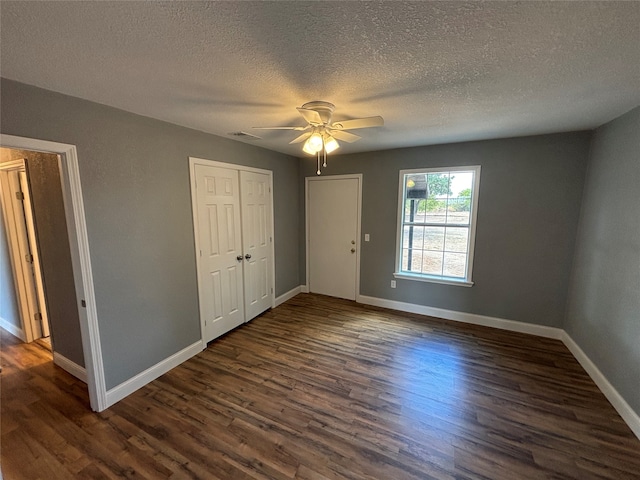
top-left (245, 254), bottom-right (252, 260)
top-left (351, 248), bottom-right (356, 253)
top-left (236, 255), bottom-right (243, 261)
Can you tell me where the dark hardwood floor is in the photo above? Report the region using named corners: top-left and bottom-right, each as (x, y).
top-left (2, 293), bottom-right (639, 479)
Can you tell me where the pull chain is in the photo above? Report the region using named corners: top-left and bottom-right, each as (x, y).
top-left (316, 151), bottom-right (321, 175)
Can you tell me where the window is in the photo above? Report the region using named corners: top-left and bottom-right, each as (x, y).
top-left (395, 166), bottom-right (480, 286)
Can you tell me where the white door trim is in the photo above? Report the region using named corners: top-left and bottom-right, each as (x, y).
top-left (188, 157), bottom-right (275, 348)
top-left (0, 134), bottom-right (106, 412)
top-left (305, 174), bottom-right (362, 300)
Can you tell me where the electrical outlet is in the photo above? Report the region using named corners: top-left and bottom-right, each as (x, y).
top-left (364, 233), bottom-right (370, 242)
top-left (390, 280), bottom-right (396, 288)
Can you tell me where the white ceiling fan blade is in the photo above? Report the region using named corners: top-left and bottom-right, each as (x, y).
top-left (253, 125), bottom-right (308, 130)
top-left (296, 107), bottom-right (323, 125)
top-left (289, 132), bottom-right (312, 144)
top-left (331, 116), bottom-right (384, 130)
top-left (330, 130), bottom-right (361, 143)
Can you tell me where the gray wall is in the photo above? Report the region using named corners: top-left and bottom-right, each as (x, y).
top-left (26, 150), bottom-right (85, 366)
top-left (565, 107), bottom-right (640, 414)
top-left (300, 132), bottom-right (591, 327)
top-left (0, 203), bottom-right (21, 330)
top-left (1, 78), bottom-right (301, 389)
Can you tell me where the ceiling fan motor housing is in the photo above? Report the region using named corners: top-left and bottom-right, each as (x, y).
top-left (301, 101), bottom-right (335, 125)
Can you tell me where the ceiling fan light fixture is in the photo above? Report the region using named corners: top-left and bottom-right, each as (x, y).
top-left (324, 135), bottom-right (340, 153)
top-left (308, 132), bottom-right (323, 150)
top-left (302, 140), bottom-right (317, 155)
top-left (303, 132), bottom-right (323, 154)
top-left (254, 101), bottom-right (382, 174)
top-left (302, 139), bottom-right (317, 155)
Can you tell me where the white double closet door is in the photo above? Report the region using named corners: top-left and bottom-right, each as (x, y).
top-left (192, 160), bottom-right (274, 344)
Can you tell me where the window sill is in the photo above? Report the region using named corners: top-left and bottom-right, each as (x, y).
top-left (393, 272), bottom-right (474, 287)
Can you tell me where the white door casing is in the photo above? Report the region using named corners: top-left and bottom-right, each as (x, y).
top-left (194, 165), bottom-right (245, 343)
top-left (1, 134), bottom-right (104, 412)
top-left (240, 170), bottom-right (273, 321)
top-left (190, 158), bottom-right (275, 346)
top-left (306, 175), bottom-right (362, 301)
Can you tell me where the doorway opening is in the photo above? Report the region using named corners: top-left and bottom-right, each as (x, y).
top-left (0, 135), bottom-right (105, 412)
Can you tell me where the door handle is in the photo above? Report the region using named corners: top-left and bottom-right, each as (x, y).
top-left (351, 248), bottom-right (356, 253)
top-left (236, 255), bottom-right (243, 262)
top-left (245, 254), bottom-right (252, 260)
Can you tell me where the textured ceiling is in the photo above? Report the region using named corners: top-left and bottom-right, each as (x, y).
top-left (1, 1), bottom-right (639, 156)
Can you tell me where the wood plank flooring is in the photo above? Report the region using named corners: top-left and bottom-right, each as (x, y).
top-left (2, 293), bottom-right (639, 479)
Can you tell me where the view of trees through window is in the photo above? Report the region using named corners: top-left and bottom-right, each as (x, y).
top-left (400, 170), bottom-right (475, 279)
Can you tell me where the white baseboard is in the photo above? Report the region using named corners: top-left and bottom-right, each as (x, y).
top-left (53, 352), bottom-right (87, 383)
top-left (0, 315), bottom-right (25, 341)
top-left (275, 285), bottom-right (302, 307)
top-left (356, 294), bottom-right (563, 340)
top-left (561, 332), bottom-right (640, 440)
top-left (105, 341), bottom-right (202, 408)
top-left (300, 285), bottom-right (309, 293)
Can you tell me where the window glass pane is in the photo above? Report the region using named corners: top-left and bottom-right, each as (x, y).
top-left (424, 226), bottom-right (445, 251)
top-left (405, 174), bottom-right (427, 199)
top-left (424, 172), bottom-right (450, 224)
top-left (422, 251), bottom-right (443, 276)
top-left (446, 210), bottom-right (470, 225)
top-left (408, 226), bottom-right (425, 251)
top-left (406, 250), bottom-right (423, 273)
top-left (404, 199), bottom-right (414, 223)
top-left (402, 225), bottom-right (411, 248)
top-left (443, 252), bottom-right (466, 278)
top-left (444, 227), bottom-right (468, 254)
top-left (427, 173), bottom-right (451, 197)
top-left (414, 199), bottom-right (426, 223)
top-left (401, 248), bottom-right (410, 271)
top-left (450, 171), bottom-right (473, 195)
top-left (446, 171), bottom-right (473, 225)
top-left (424, 197), bottom-right (447, 223)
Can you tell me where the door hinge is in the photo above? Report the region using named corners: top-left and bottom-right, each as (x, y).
top-left (270, 236), bottom-right (272, 243)
top-left (15, 191), bottom-right (24, 201)
top-left (34, 312), bottom-right (43, 323)
top-left (25, 253), bottom-right (33, 263)
top-left (271, 287), bottom-right (273, 294)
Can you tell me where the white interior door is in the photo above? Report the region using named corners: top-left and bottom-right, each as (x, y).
top-left (18, 171), bottom-right (50, 338)
top-left (307, 176), bottom-right (360, 300)
top-left (0, 164), bottom-right (45, 342)
top-left (194, 165), bottom-right (245, 343)
top-left (240, 170), bottom-right (273, 320)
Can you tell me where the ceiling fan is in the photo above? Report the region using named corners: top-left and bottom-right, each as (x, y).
top-left (254, 101), bottom-right (384, 174)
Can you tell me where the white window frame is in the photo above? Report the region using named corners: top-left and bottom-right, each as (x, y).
top-left (394, 165), bottom-right (481, 287)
